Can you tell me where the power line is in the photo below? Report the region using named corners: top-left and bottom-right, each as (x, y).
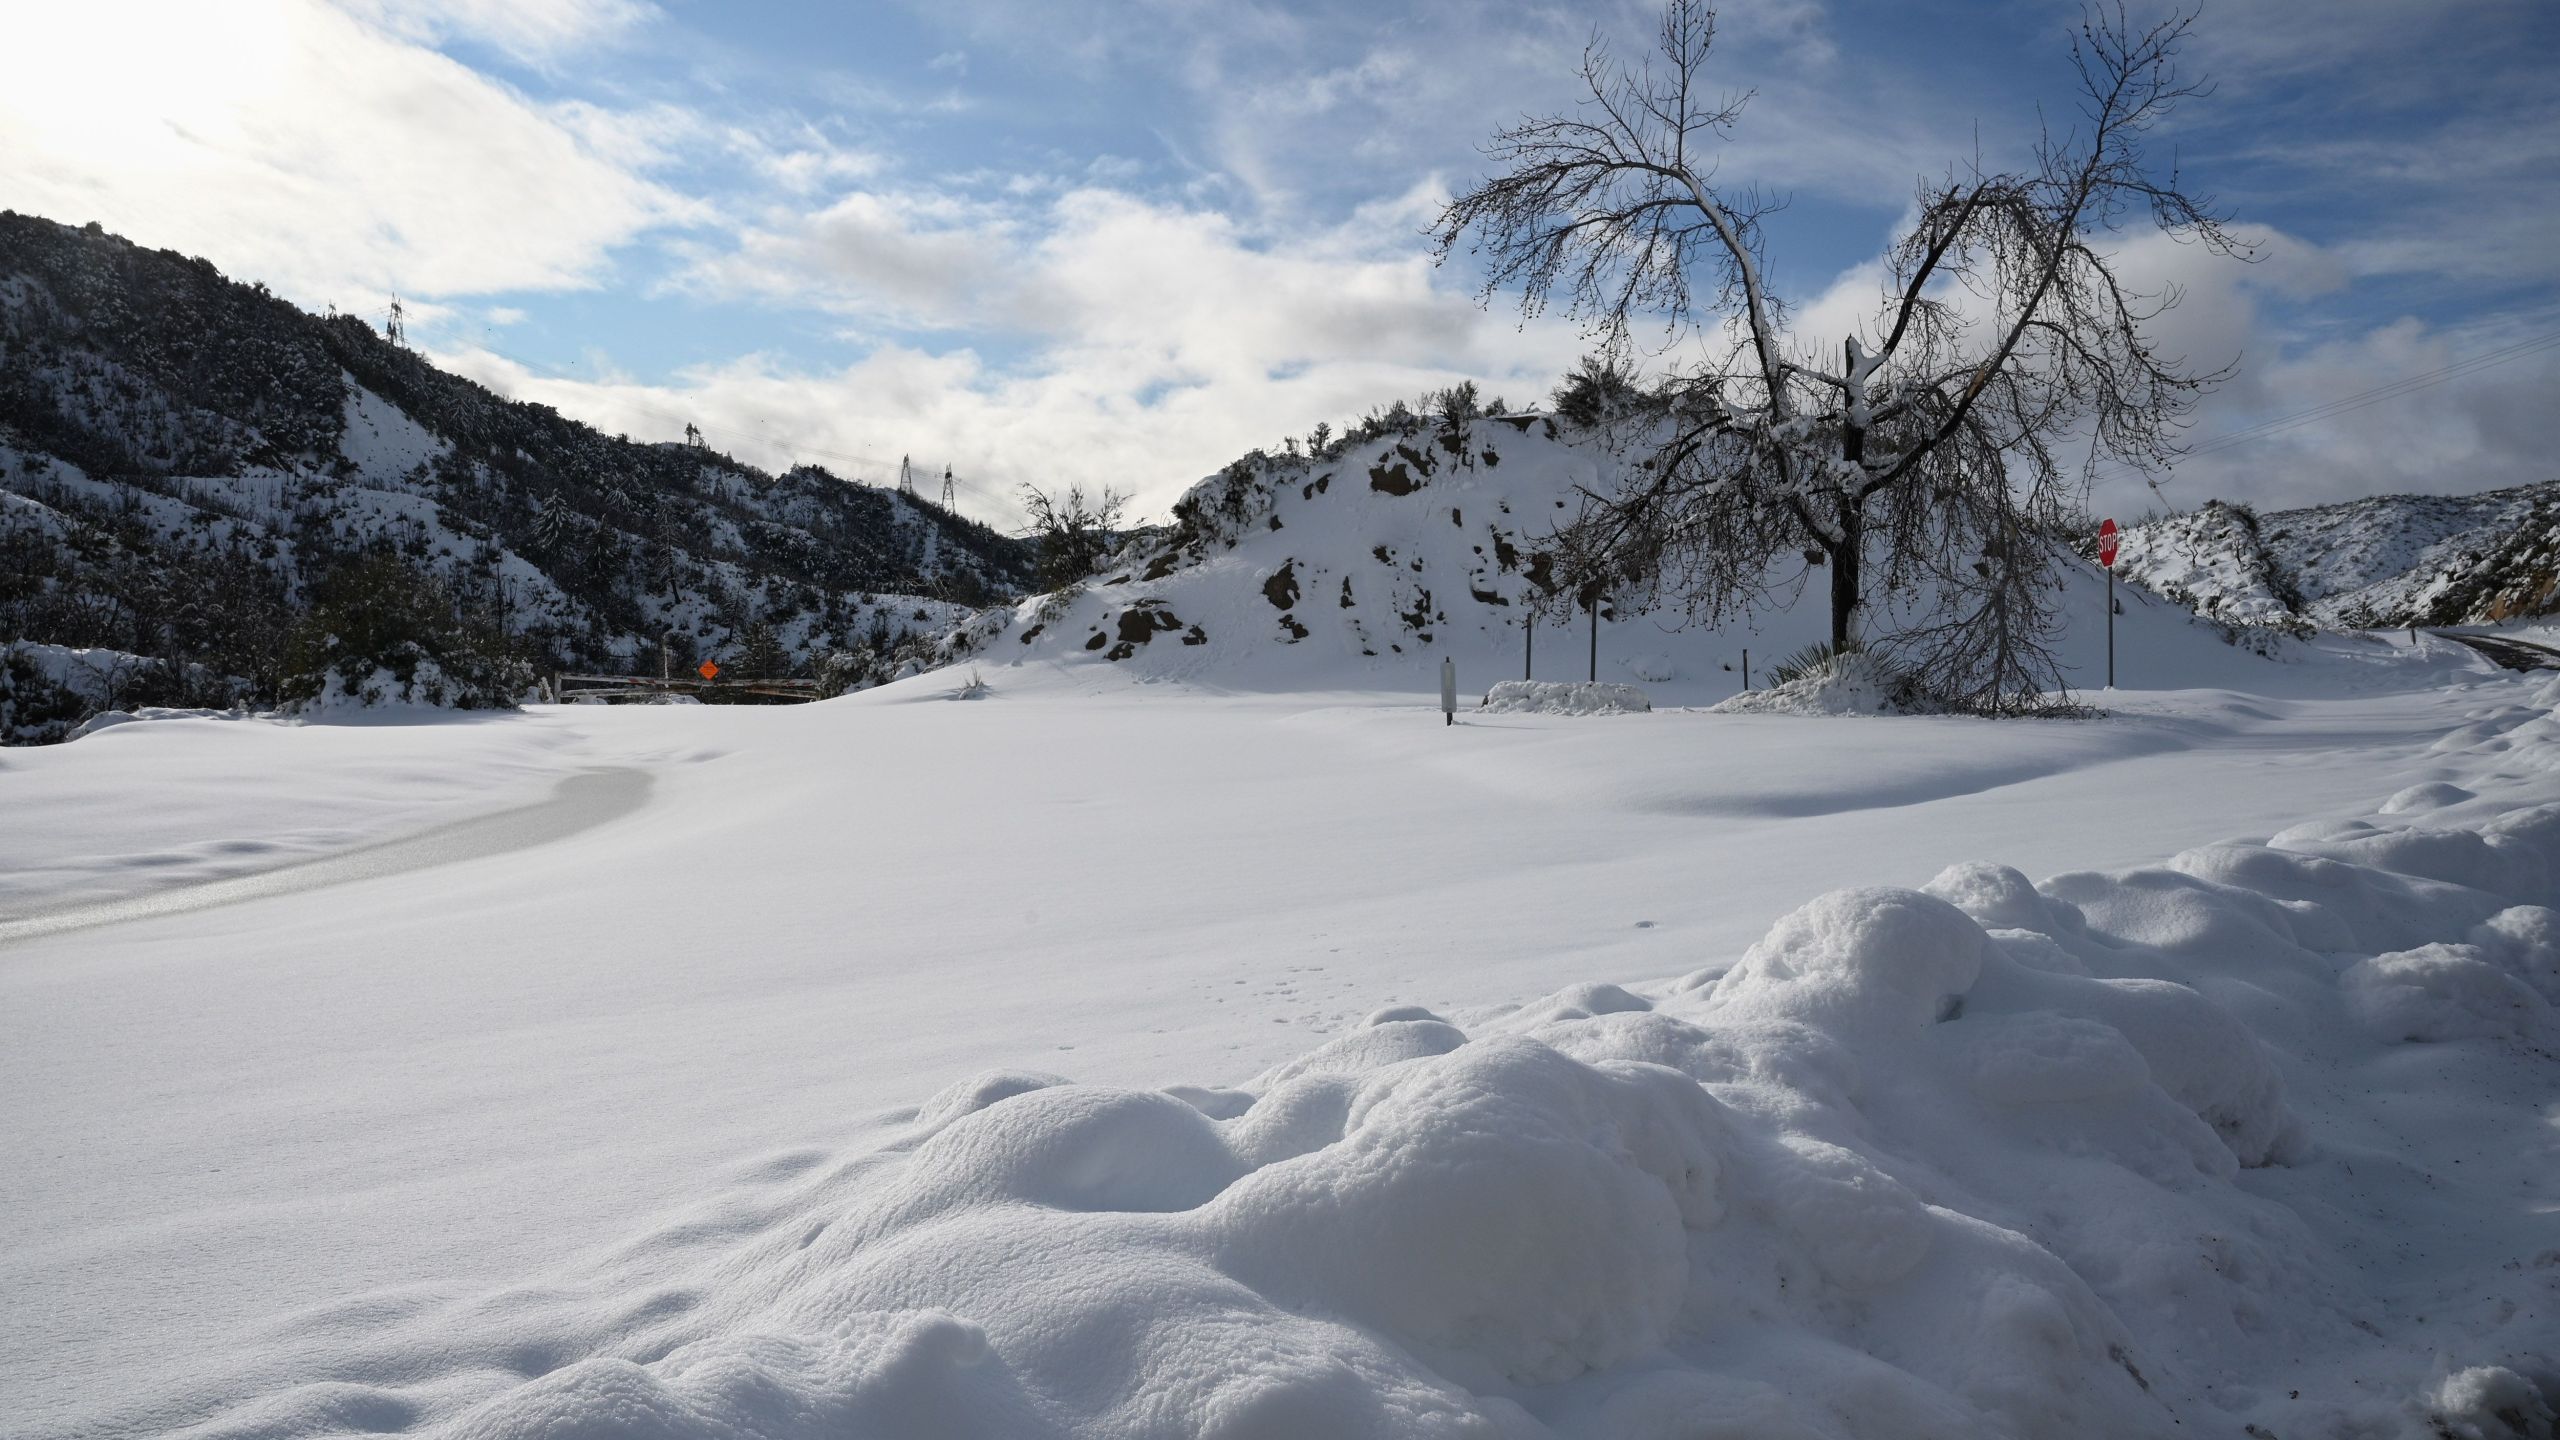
top-left (511, 384), bottom-right (1010, 505)
top-left (2186, 327), bottom-right (2560, 459)
top-left (2100, 323), bottom-right (2560, 490)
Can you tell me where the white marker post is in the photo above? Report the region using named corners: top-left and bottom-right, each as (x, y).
top-left (1440, 656), bottom-right (1456, 727)
top-left (2098, 518), bottom-right (2119, 690)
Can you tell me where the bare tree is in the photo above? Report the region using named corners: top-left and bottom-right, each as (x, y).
top-left (1433, 1), bottom-right (2242, 711)
top-left (1016, 483), bottom-right (1131, 592)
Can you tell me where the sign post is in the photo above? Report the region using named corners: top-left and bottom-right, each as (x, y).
top-left (1440, 657), bottom-right (1456, 727)
top-left (2098, 519), bottom-right (2120, 690)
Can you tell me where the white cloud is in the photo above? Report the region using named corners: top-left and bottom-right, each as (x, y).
top-left (672, 190), bottom-right (1023, 330)
top-left (18, 0), bottom-right (2541, 532)
top-left (339, 0), bottom-right (659, 66)
top-left (2127, 314), bottom-right (2560, 517)
top-left (2195, 0), bottom-right (2535, 91)
top-left (0, 0), bottom-right (696, 310)
top-left (912, 0), bottom-right (1964, 220)
top-left (1898, 225), bottom-right (2560, 517)
top-left (459, 181), bottom-right (1589, 520)
top-left (1603, 210), bottom-right (2551, 523)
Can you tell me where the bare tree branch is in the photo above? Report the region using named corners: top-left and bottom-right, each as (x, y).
top-left (1432, 0), bottom-right (2242, 712)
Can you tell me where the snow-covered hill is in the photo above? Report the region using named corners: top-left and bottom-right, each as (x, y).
top-left (947, 414), bottom-right (2294, 705)
top-left (2114, 484), bottom-right (2560, 633)
top-left (0, 212), bottom-right (1033, 740)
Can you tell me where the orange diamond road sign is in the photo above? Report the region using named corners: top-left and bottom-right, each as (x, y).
top-left (698, 660), bottom-right (719, 680)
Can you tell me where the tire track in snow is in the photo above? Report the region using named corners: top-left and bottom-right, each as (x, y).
top-left (0, 767), bottom-right (653, 946)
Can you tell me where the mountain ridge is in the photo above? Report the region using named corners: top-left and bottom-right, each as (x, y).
top-left (0, 211), bottom-right (1035, 740)
top-left (2110, 483), bottom-right (2560, 633)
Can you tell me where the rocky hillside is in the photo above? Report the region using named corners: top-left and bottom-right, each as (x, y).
top-left (0, 212), bottom-right (1034, 740)
top-left (2112, 484), bottom-right (2560, 633)
top-left (936, 407), bottom-right (2286, 705)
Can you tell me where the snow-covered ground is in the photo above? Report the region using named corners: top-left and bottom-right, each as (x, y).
top-left (3, 637), bottom-right (2556, 1439)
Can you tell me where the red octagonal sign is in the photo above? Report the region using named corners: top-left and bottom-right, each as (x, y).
top-left (2098, 517), bottom-right (2119, 569)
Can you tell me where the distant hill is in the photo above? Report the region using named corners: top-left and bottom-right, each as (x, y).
top-left (2111, 484), bottom-right (2560, 633)
top-left (0, 212), bottom-right (1035, 740)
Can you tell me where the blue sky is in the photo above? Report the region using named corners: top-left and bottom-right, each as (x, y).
top-left (5, 0), bottom-right (2556, 521)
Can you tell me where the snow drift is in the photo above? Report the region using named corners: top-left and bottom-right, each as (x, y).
top-left (163, 687), bottom-right (2560, 1440)
top-left (1479, 680), bottom-right (1652, 716)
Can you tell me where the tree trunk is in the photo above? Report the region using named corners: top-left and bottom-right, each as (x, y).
top-left (1834, 366), bottom-right (1867, 651)
top-left (1829, 497), bottom-right (1862, 649)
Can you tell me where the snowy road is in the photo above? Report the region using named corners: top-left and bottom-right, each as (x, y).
top-left (2, 649), bottom-right (2551, 1436)
top-left (2441, 630), bottom-right (2560, 672)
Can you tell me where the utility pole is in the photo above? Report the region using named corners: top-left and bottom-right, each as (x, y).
top-left (1587, 593), bottom-right (1600, 682)
top-left (2098, 518), bottom-right (2120, 690)
top-left (1524, 610), bottom-right (1534, 680)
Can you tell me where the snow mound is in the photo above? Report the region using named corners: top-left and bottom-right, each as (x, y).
top-left (2425, 1365), bottom-right (2558, 1440)
top-left (1710, 650), bottom-right (1910, 715)
top-left (64, 704), bottom-right (257, 740)
top-left (200, 747), bottom-right (2560, 1440)
top-left (1478, 679), bottom-right (1652, 715)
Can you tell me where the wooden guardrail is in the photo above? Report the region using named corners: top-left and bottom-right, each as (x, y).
top-left (553, 673), bottom-right (822, 703)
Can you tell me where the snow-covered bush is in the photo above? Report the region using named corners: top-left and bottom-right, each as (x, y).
top-left (0, 643), bottom-right (86, 743)
top-left (279, 553), bottom-right (534, 714)
top-left (0, 640), bottom-right (238, 743)
top-left (813, 649), bottom-right (870, 699)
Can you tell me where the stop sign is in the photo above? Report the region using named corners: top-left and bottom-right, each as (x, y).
top-left (2098, 518), bottom-right (2119, 569)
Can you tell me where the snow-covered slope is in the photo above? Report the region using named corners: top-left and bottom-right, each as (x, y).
top-left (2105, 500), bottom-right (2307, 632)
top-left (958, 416), bottom-right (2285, 704)
top-left (2115, 484), bottom-right (2560, 632)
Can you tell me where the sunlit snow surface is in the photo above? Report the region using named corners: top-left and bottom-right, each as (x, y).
top-left (3, 643), bottom-right (2556, 1439)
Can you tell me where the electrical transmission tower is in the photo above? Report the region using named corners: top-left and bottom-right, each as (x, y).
top-left (684, 422), bottom-right (704, 451)
top-left (941, 465), bottom-right (955, 511)
top-left (898, 454), bottom-right (915, 497)
top-left (384, 295), bottom-right (406, 349)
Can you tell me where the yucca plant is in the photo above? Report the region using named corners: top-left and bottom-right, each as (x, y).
top-left (1767, 638), bottom-right (1864, 688)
